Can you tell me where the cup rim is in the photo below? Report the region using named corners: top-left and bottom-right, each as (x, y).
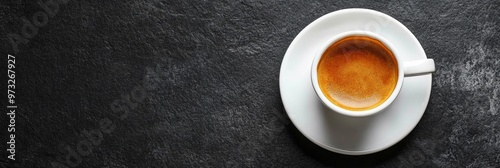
top-left (311, 30), bottom-right (405, 117)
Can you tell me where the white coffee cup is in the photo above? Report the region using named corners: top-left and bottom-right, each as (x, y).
top-left (311, 30), bottom-right (435, 117)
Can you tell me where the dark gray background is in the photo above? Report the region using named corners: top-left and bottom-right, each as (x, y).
top-left (1, 0), bottom-right (499, 167)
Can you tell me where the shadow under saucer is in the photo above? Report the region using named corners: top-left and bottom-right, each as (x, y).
top-left (288, 123), bottom-right (408, 167)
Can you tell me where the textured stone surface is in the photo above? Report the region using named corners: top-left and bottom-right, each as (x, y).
top-left (0, 0), bottom-right (499, 167)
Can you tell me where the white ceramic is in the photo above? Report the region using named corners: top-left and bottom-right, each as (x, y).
top-left (279, 8), bottom-right (434, 155)
top-left (310, 31), bottom-right (435, 117)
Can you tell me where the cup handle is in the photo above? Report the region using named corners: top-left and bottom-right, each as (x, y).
top-left (404, 59), bottom-right (435, 77)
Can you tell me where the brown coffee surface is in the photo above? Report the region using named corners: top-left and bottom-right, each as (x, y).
top-left (317, 36), bottom-right (398, 111)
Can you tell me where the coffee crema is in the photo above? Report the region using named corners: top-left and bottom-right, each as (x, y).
top-left (317, 36), bottom-right (398, 111)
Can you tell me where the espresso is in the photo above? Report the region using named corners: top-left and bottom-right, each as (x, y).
top-left (317, 36), bottom-right (398, 111)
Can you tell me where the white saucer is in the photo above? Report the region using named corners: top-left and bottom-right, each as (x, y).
top-left (279, 8), bottom-right (432, 155)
